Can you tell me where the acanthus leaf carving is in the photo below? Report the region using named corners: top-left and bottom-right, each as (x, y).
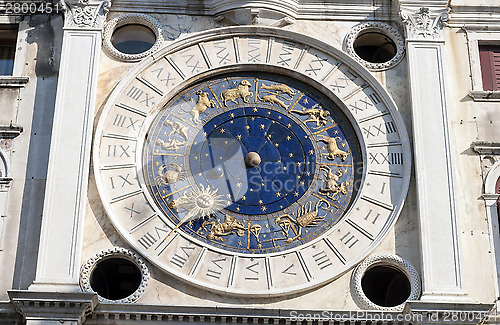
top-left (400, 7), bottom-right (449, 41)
top-left (60, 0), bottom-right (110, 29)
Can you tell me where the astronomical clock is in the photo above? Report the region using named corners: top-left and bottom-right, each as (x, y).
top-left (93, 27), bottom-right (411, 296)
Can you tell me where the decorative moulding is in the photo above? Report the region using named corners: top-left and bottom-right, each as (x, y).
top-left (400, 7), bottom-right (449, 41)
top-left (80, 247), bottom-right (150, 303)
top-left (344, 22), bottom-right (405, 71)
top-left (102, 13), bottom-right (164, 62)
top-left (0, 76), bottom-right (29, 88)
top-left (351, 254), bottom-right (421, 311)
top-left (8, 290), bottom-right (98, 325)
top-left (469, 91), bottom-right (500, 102)
top-left (61, 0), bottom-right (111, 29)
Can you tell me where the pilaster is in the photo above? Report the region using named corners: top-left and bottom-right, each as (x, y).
top-left (29, 0), bottom-right (110, 292)
top-left (400, 6), bottom-right (468, 302)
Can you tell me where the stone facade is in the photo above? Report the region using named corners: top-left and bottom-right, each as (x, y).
top-left (0, 0), bottom-right (499, 324)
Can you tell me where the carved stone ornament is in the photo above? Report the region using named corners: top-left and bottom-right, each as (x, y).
top-left (351, 254), bottom-right (421, 311)
top-left (344, 22), bottom-right (405, 71)
top-left (60, 0), bottom-right (110, 29)
top-left (103, 13), bottom-right (164, 62)
top-left (400, 7), bottom-right (449, 40)
top-left (80, 247), bottom-right (150, 303)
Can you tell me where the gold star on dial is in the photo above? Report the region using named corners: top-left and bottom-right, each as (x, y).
top-left (230, 113), bottom-right (235, 118)
top-left (245, 125), bottom-right (250, 130)
top-left (261, 206), bottom-right (267, 212)
top-left (275, 192), bottom-right (282, 197)
top-left (260, 124), bottom-right (265, 129)
top-left (236, 134), bottom-right (242, 140)
top-left (253, 108), bottom-right (258, 112)
top-left (294, 192), bottom-right (299, 197)
top-left (309, 150), bottom-right (314, 155)
top-left (289, 153), bottom-right (294, 157)
top-left (220, 128), bottom-right (226, 133)
top-left (258, 199), bottom-right (263, 204)
top-left (286, 135), bottom-right (291, 140)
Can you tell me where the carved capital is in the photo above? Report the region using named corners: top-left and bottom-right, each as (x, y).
top-left (60, 0), bottom-right (111, 29)
top-left (400, 7), bottom-right (449, 41)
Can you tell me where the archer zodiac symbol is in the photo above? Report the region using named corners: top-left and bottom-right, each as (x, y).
top-left (220, 80), bottom-right (253, 106)
top-left (202, 215), bottom-right (246, 241)
top-left (290, 104), bottom-right (331, 129)
top-left (275, 200), bottom-right (330, 243)
top-left (317, 135), bottom-right (350, 161)
top-left (318, 165), bottom-right (349, 200)
top-left (179, 90), bottom-right (215, 124)
top-left (155, 138), bottom-right (185, 151)
top-left (163, 119), bottom-right (189, 141)
top-left (156, 163), bottom-right (186, 186)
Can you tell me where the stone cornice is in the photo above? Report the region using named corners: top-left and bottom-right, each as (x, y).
top-left (60, 0), bottom-right (111, 29)
top-left (0, 124), bottom-right (23, 140)
top-left (471, 142), bottom-right (500, 156)
top-left (8, 291), bottom-right (98, 325)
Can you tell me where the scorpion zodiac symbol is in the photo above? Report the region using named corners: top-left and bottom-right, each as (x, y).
top-left (275, 200), bottom-right (330, 243)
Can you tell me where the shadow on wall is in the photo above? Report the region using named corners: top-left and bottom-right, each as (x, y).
top-left (12, 14), bottom-right (63, 290)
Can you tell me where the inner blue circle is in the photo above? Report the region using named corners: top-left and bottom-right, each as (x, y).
top-left (189, 107), bottom-right (316, 215)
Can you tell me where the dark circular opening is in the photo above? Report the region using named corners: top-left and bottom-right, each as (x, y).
top-left (111, 24), bottom-right (156, 55)
top-left (353, 32), bottom-right (397, 63)
top-left (90, 257), bottom-right (142, 300)
top-left (361, 265), bottom-right (411, 307)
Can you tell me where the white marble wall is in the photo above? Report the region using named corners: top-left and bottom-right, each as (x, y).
top-left (83, 13), bottom-right (495, 308)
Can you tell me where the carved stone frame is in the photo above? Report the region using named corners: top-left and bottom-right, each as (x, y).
top-left (351, 254), bottom-right (421, 311)
top-left (80, 247), bottom-right (150, 303)
top-left (103, 13), bottom-right (164, 62)
top-left (344, 22), bottom-right (405, 71)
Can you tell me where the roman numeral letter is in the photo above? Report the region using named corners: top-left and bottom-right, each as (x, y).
top-left (313, 251), bottom-right (332, 270)
top-left (340, 232), bottom-right (359, 249)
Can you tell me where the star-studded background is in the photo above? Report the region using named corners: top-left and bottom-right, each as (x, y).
top-left (143, 73), bottom-right (362, 254)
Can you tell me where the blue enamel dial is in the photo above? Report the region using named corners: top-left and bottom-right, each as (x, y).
top-left (142, 74), bottom-right (362, 254)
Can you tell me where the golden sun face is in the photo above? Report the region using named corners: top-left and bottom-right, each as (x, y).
top-left (169, 185), bottom-right (228, 224)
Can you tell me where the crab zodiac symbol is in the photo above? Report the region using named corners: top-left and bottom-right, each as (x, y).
top-left (156, 163), bottom-right (186, 186)
top-left (275, 200), bottom-right (330, 243)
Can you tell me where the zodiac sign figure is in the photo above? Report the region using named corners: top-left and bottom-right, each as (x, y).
top-left (179, 90), bottom-right (215, 124)
top-left (220, 80), bottom-right (253, 106)
top-left (258, 94), bottom-right (289, 109)
top-left (290, 105), bottom-right (331, 129)
top-left (163, 119), bottom-right (189, 141)
top-left (275, 200), bottom-right (330, 243)
top-left (317, 135), bottom-right (349, 161)
top-left (156, 163), bottom-right (186, 186)
top-left (319, 165), bottom-right (349, 200)
top-left (260, 83), bottom-right (296, 98)
top-left (156, 138), bottom-right (185, 152)
top-left (202, 215), bottom-right (246, 241)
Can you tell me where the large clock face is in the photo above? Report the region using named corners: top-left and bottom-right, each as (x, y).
top-left (142, 73), bottom-right (362, 254)
top-left (93, 27), bottom-right (411, 296)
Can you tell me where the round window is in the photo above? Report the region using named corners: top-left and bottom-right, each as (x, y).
top-left (344, 22), bottom-right (405, 71)
top-left (353, 32), bottom-right (397, 64)
top-left (361, 265), bottom-right (411, 307)
top-left (111, 24), bottom-right (156, 55)
top-left (90, 257), bottom-right (142, 301)
top-left (103, 14), bottom-right (164, 62)
top-left (351, 254), bottom-right (421, 311)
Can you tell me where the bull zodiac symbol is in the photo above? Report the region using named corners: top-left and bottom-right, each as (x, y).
top-left (179, 90), bottom-right (215, 124)
top-left (275, 200), bottom-right (330, 243)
